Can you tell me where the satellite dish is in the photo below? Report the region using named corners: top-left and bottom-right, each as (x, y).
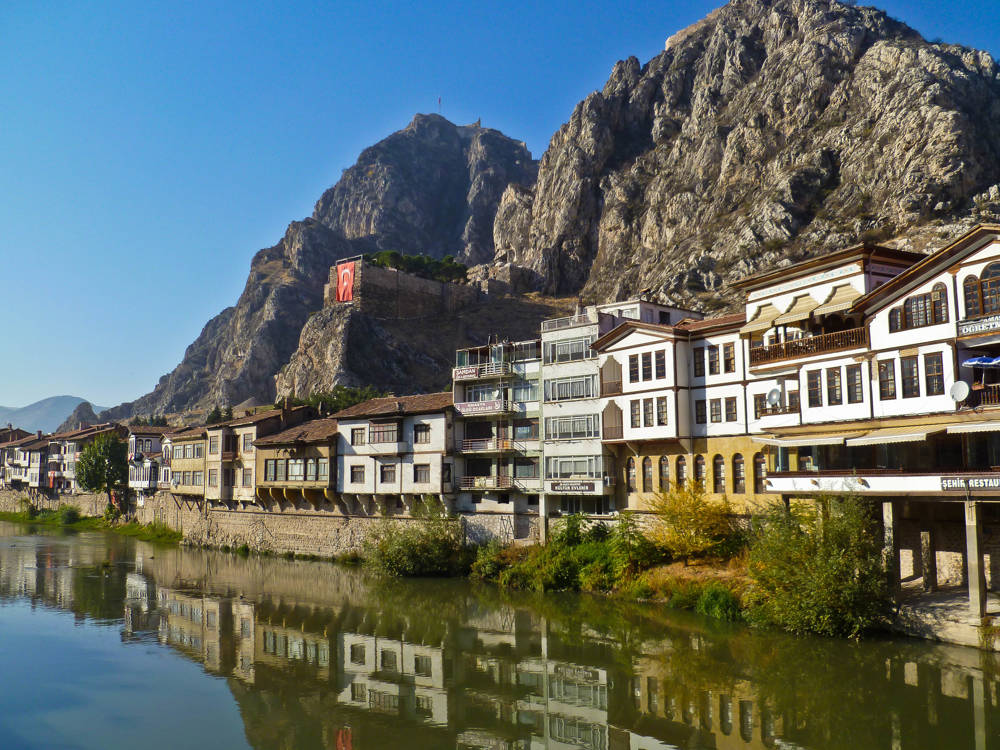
top-left (766, 388), bottom-right (782, 407)
top-left (950, 381), bottom-right (971, 403)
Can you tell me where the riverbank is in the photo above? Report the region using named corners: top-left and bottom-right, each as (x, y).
top-left (0, 509), bottom-right (182, 544)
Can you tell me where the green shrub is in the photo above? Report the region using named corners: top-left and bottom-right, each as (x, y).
top-left (58, 506), bottom-right (80, 525)
top-left (236, 544), bottom-right (250, 557)
top-left (364, 499), bottom-right (472, 577)
top-left (103, 503), bottom-right (121, 522)
top-left (695, 582), bottom-right (743, 622)
top-left (19, 498), bottom-right (37, 519)
top-left (746, 496), bottom-right (890, 638)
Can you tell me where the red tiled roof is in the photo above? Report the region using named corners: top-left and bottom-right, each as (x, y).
top-left (674, 312), bottom-right (746, 332)
top-left (254, 417), bottom-right (339, 446)
top-left (331, 392), bottom-right (454, 419)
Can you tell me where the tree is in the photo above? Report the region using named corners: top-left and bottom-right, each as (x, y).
top-left (205, 406), bottom-right (223, 424)
top-left (222, 406), bottom-right (233, 421)
top-left (76, 433), bottom-right (128, 514)
top-left (646, 481), bottom-right (733, 564)
top-left (278, 385), bottom-right (387, 414)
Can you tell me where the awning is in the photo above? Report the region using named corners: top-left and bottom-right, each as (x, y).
top-left (961, 356), bottom-right (1000, 368)
top-left (773, 294), bottom-right (819, 326)
top-left (812, 284), bottom-right (861, 316)
top-left (947, 421), bottom-right (1000, 435)
top-left (754, 433), bottom-right (861, 447)
top-left (740, 303), bottom-right (782, 335)
top-left (845, 426), bottom-right (944, 447)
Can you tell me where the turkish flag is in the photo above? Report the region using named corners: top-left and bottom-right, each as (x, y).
top-left (336, 261), bottom-right (355, 302)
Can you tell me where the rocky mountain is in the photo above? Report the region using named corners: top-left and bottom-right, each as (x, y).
top-left (100, 117), bottom-right (537, 419)
top-left (56, 401), bottom-right (100, 434)
top-left (0, 396), bottom-right (108, 434)
top-left (314, 113), bottom-right (537, 265)
top-left (491, 0), bottom-right (1000, 307)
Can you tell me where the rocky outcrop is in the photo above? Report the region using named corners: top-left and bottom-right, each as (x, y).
top-left (493, 0), bottom-right (1000, 306)
top-left (56, 401), bottom-right (99, 434)
top-left (313, 114), bottom-right (537, 265)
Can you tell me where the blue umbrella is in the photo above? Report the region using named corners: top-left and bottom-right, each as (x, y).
top-left (962, 356), bottom-right (994, 368)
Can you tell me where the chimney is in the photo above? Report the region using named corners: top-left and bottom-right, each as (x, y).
top-left (36, 430), bottom-right (42, 439)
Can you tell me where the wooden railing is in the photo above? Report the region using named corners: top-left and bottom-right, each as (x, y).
top-left (600, 379), bottom-right (622, 396)
top-left (758, 403), bottom-right (799, 417)
top-left (968, 384), bottom-right (1000, 408)
top-left (749, 327), bottom-right (868, 366)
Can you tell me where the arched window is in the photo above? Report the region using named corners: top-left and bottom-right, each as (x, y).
top-left (642, 457), bottom-right (653, 493)
top-left (732, 454), bottom-right (745, 494)
top-left (888, 308), bottom-right (901, 333)
top-left (712, 455), bottom-right (726, 494)
top-left (659, 456), bottom-right (670, 490)
top-left (694, 455), bottom-right (706, 489)
top-left (753, 453), bottom-right (766, 494)
top-left (965, 275), bottom-right (981, 318)
top-left (932, 282), bottom-right (948, 323)
top-left (969, 263), bottom-right (1000, 317)
top-left (626, 457), bottom-right (636, 493)
top-left (676, 456), bottom-right (687, 487)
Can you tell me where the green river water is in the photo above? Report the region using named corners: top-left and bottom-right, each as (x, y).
top-left (0, 522), bottom-right (996, 750)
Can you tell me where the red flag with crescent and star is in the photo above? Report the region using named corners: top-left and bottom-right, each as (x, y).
top-left (336, 261), bottom-right (355, 302)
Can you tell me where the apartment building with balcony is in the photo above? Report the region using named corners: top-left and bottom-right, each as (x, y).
top-left (204, 405), bottom-right (312, 506)
top-left (539, 300), bottom-right (697, 519)
top-left (452, 339), bottom-right (542, 514)
top-left (253, 416), bottom-right (338, 509)
top-left (333, 393), bottom-right (455, 514)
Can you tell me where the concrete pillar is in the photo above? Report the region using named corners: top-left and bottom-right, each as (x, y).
top-left (965, 501), bottom-right (987, 618)
top-left (883, 500), bottom-right (900, 598)
top-left (921, 529), bottom-right (938, 592)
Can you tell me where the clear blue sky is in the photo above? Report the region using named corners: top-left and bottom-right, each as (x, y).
top-left (1, 1), bottom-right (997, 408)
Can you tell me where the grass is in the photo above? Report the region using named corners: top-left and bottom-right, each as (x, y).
top-left (0, 509), bottom-right (181, 544)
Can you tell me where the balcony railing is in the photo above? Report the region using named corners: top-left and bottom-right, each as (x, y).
top-left (968, 384), bottom-right (1000, 408)
top-left (757, 403), bottom-right (799, 417)
top-left (459, 475), bottom-right (514, 490)
top-left (221, 450), bottom-right (237, 462)
top-left (600, 380), bottom-right (622, 396)
top-left (541, 310), bottom-right (598, 332)
top-left (460, 438), bottom-right (515, 453)
top-left (749, 327), bottom-right (868, 366)
top-left (454, 399), bottom-right (515, 416)
top-left (602, 425), bottom-right (624, 440)
top-left (453, 361), bottom-right (512, 380)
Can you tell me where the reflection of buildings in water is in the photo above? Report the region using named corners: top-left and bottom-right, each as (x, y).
top-left (157, 588), bottom-right (233, 674)
top-left (232, 599), bottom-right (256, 684)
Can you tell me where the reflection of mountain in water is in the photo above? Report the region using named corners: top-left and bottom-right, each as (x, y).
top-left (0, 525), bottom-right (998, 750)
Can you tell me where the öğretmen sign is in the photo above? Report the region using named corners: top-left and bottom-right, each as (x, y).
top-left (941, 476), bottom-right (1000, 491)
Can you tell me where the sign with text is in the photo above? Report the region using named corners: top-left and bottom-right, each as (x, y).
top-left (336, 261), bottom-right (356, 302)
top-left (453, 366), bottom-right (479, 380)
top-left (958, 313), bottom-right (1000, 337)
top-left (549, 481), bottom-right (596, 494)
top-left (941, 475), bottom-right (1000, 491)
top-left (455, 399), bottom-right (504, 415)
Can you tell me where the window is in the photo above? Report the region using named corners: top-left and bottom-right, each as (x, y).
top-left (192, 471), bottom-right (203, 486)
top-left (350, 465), bottom-right (365, 484)
top-left (723, 343), bottom-right (735, 373)
top-left (725, 397), bottom-right (737, 422)
top-left (413, 424), bottom-right (431, 443)
top-left (208, 469), bottom-right (219, 487)
top-left (350, 644), bottom-right (366, 664)
top-left (545, 336), bottom-right (595, 363)
top-left (642, 352), bottom-right (652, 381)
top-left (512, 381), bottom-right (538, 402)
top-left (275, 459), bottom-right (286, 481)
top-left (713, 455), bottom-right (725, 494)
top-left (288, 459), bottom-right (304, 481)
top-left (351, 428), bottom-right (365, 446)
top-left (305, 459), bottom-right (316, 481)
top-left (194, 444), bottom-right (203, 458)
top-left (464, 384), bottom-right (500, 402)
top-left (733, 454), bottom-right (745, 494)
top-left (545, 415), bottom-right (598, 440)
top-left (380, 464), bottom-right (396, 483)
top-left (182, 471), bottom-right (191, 486)
top-left (807, 370), bottom-right (822, 407)
top-left (243, 468), bottom-right (253, 486)
top-left (544, 375), bottom-right (596, 401)
top-left (545, 455), bottom-right (604, 480)
top-left (642, 457), bottom-right (653, 492)
top-left (826, 368), bottom-right (842, 406)
top-left (753, 393), bottom-right (766, 419)
top-left (878, 360), bottom-right (896, 400)
top-left (318, 458), bottom-right (329, 480)
top-left (630, 400), bottom-right (641, 428)
top-left (659, 456), bottom-right (669, 490)
top-left (643, 398), bottom-right (654, 427)
top-left (627, 458), bottom-right (636, 492)
top-left (415, 655), bottom-right (433, 676)
top-left (707, 346), bottom-right (719, 375)
top-left (514, 458), bottom-right (538, 478)
top-left (925, 353), bottom-right (945, 396)
top-left (846, 364), bottom-right (863, 404)
top-left (209, 436), bottom-right (219, 454)
top-left (676, 456), bottom-right (687, 486)
top-left (655, 350), bottom-right (666, 378)
top-left (370, 423), bottom-right (398, 443)
top-left (415, 695), bottom-right (433, 717)
top-left (173, 446), bottom-right (183, 460)
top-left (693, 348), bottom-right (705, 377)
top-left (789, 391), bottom-right (800, 411)
top-left (351, 683), bottom-right (366, 702)
top-left (901, 356), bottom-right (919, 398)
top-left (381, 649), bottom-right (397, 672)
top-left (694, 455), bottom-right (705, 488)
top-left (514, 419), bottom-right (539, 439)
top-left (414, 464), bottom-right (430, 483)
top-left (242, 434), bottom-right (253, 452)
top-left (629, 354), bottom-right (640, 383)
top-left (184, 444), bottom-right (193, 459)
top-left (753, 453), bottom-right (766, 494)
top-left (695, 400), bottom-right (707, 424)
top-left (656, 397), bottom-right (668, 426)
top-left (965, 274), bottom-right (983, 318)
top-left (710, 399), bottom-right (722, 423)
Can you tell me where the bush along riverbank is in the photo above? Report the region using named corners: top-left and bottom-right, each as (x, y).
top-left (0, 499), bottom-right (182, 545)
top-left (363, 488), bottom-right (894, 638)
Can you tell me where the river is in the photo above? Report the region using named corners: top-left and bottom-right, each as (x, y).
top-left (0, 522), bottom-right (996, 749)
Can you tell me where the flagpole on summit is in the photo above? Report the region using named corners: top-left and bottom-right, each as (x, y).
top-left (438, 96), bottom-right (441, 114)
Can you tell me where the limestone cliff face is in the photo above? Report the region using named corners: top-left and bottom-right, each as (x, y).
top-left (493, 0), bottom-right (1000, 306)
top-left (56, 401), bottom-right (99, 434)
top-left (313, 113), bottom-right (537, 265)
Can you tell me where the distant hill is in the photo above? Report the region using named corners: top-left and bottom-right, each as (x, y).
top-left (0, 396), bottom-right (110, 434)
